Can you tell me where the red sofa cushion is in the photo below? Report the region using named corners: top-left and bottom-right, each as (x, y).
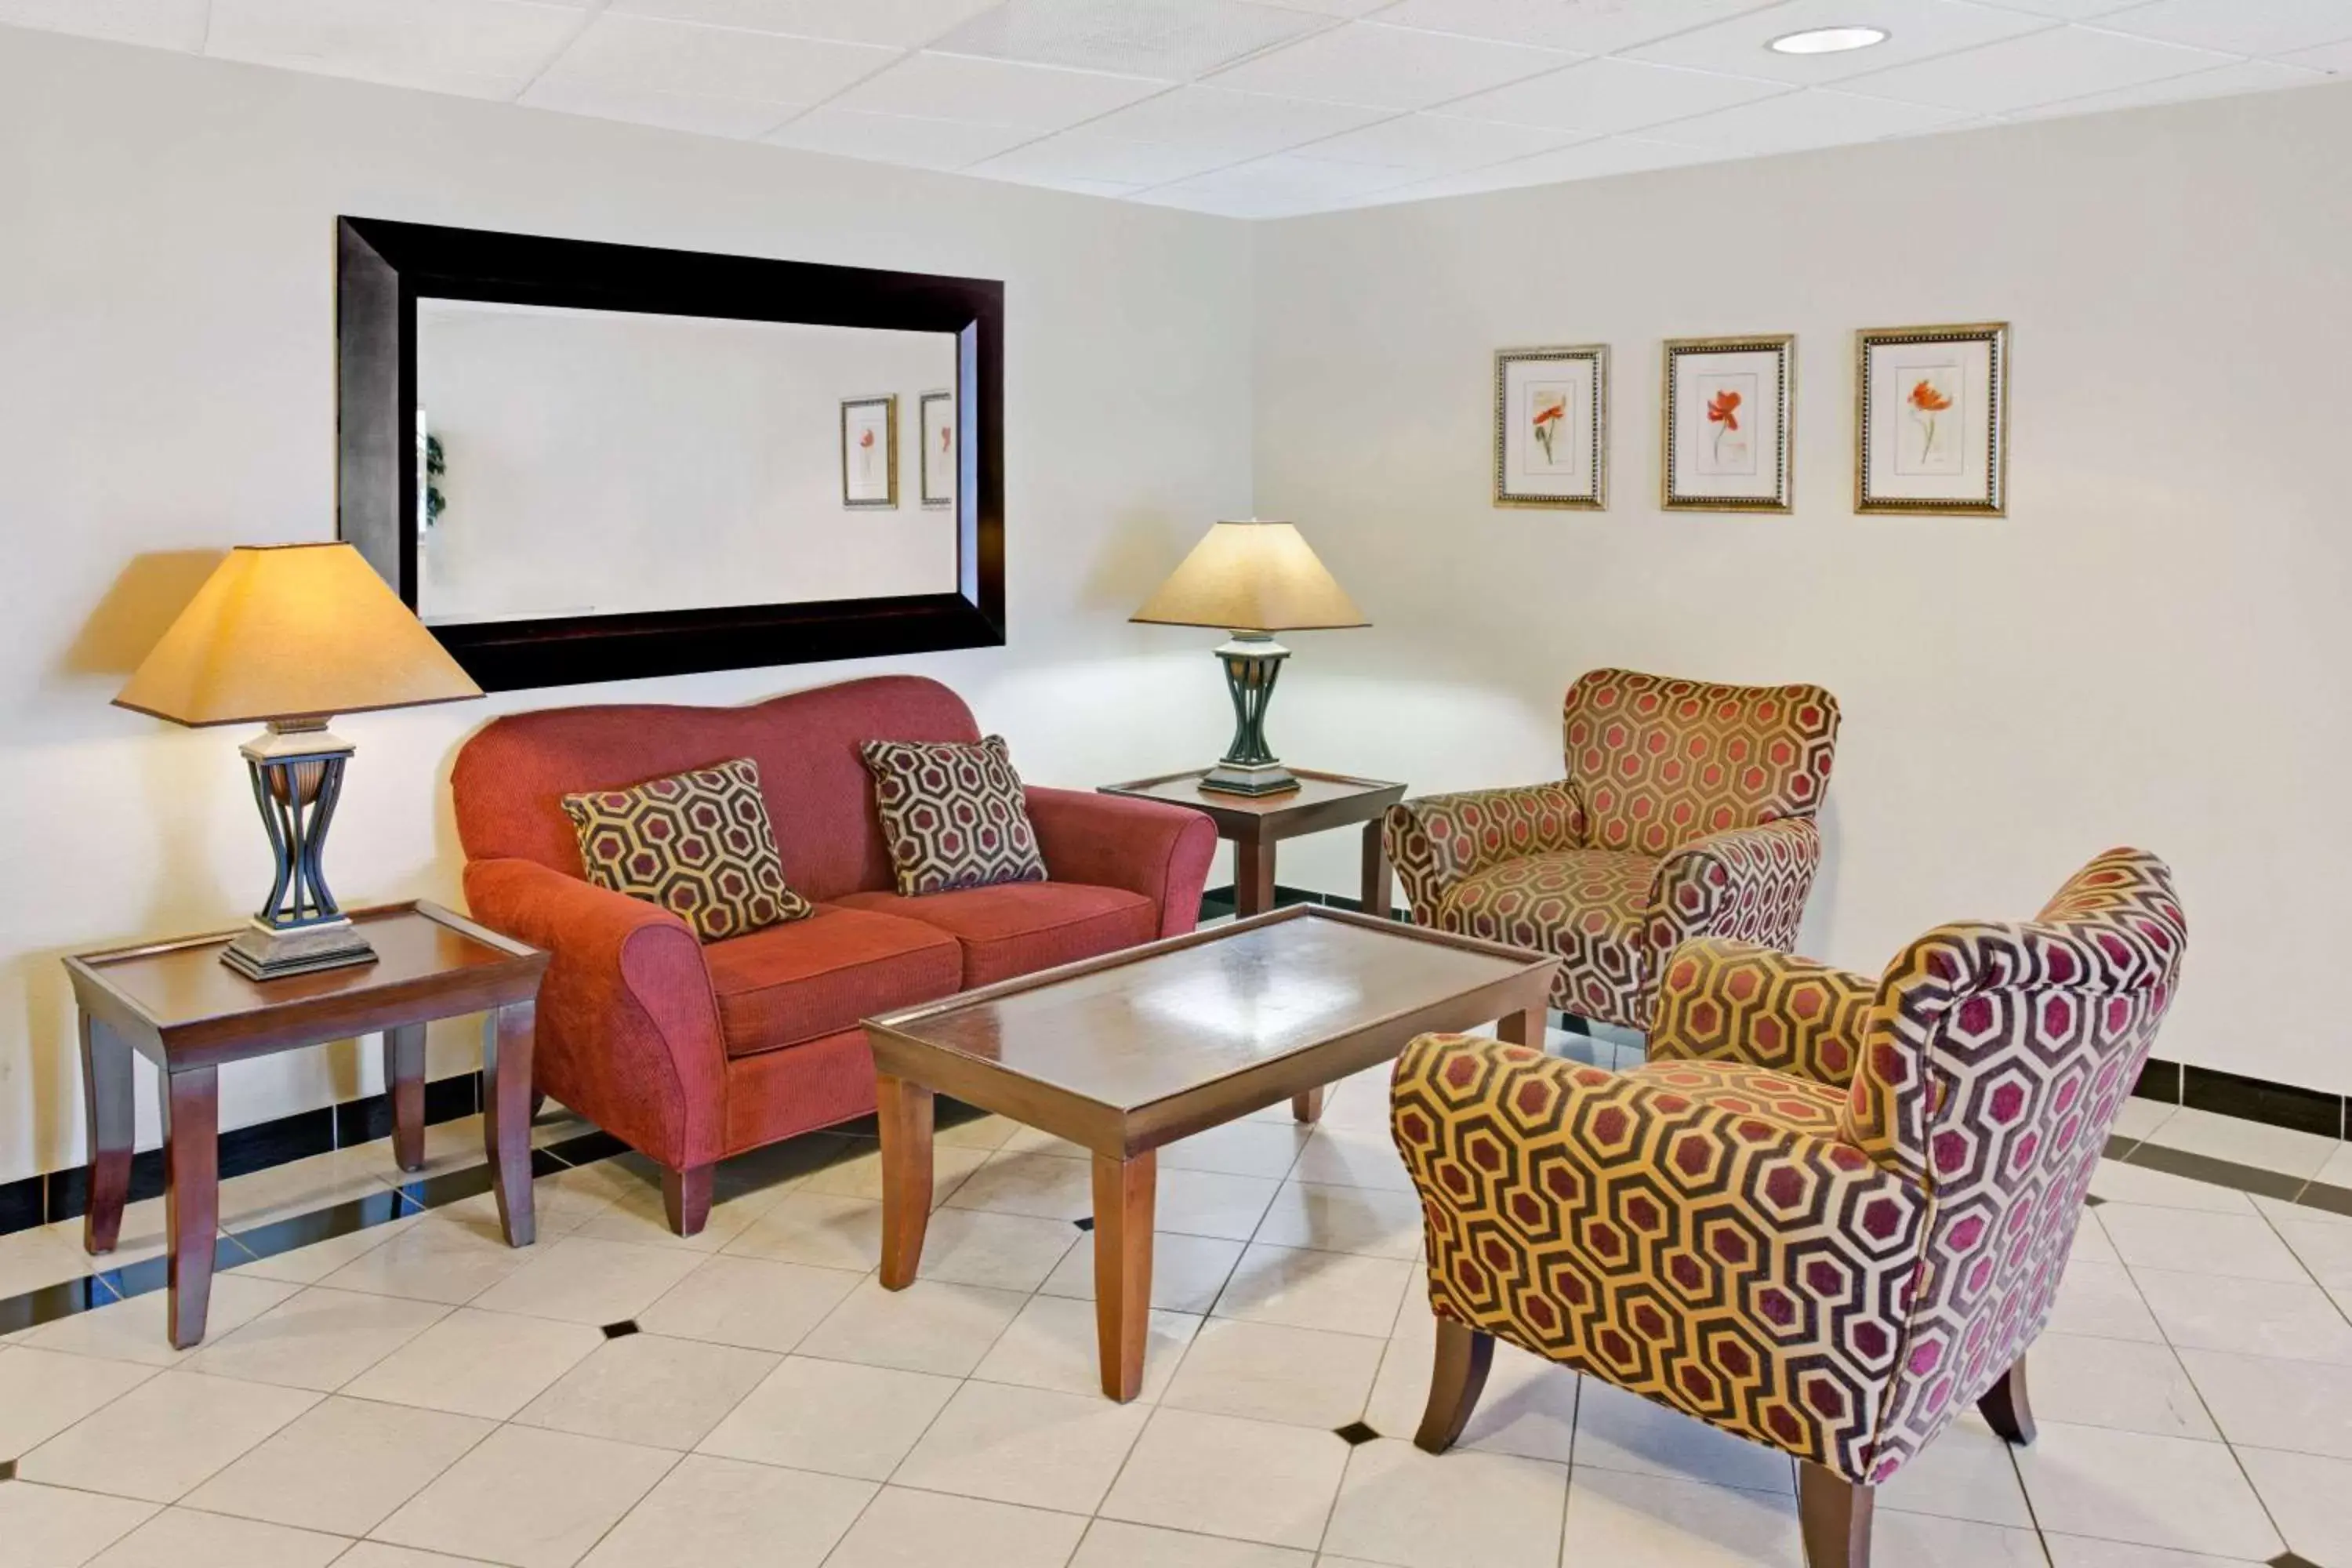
top-left (703, 905), bottom-right (961, 1059)
top-left (835, 881), bottom-right (1157, 988)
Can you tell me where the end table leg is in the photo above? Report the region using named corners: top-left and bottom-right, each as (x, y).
top-left (1236, 837), bottom-right (1276, 919)
top-left (162, 1065), bottom-right (219, 1350)
top-left (1361, 818), bottom-right (1395, 921)
top-left (1498, 1006), bottom-right (1544, 1050)
top-left (1291, 1086), bottom-right (1325, 1123)
top-left (80, 1013), bottom-right (133, 1255)
top-left (1092, 1149), bottom-right (1156, 1402)
top-left (482, 1002), bottom-right (536, 1247)
top-left (386, 1022), bottom-right (427, 1173)
top-left (877, 1073), bottom-right (935, 1290)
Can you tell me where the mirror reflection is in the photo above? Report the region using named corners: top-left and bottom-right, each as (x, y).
top-left (413, 300), bottom-right (960, 626)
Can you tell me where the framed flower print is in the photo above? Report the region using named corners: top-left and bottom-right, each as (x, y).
top-left (1494, 344), bottom-right (1607, 509)
top-left (919, 390), bottom-right (955, 509)
top-left (841, 394), bottom-right (898, 510)
top-left (1856, 322), bottom-right (2008, 516)
top-left (1661, 334), bottom-right (1794, 513)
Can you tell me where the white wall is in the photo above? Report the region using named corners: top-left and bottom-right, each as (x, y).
top-left (417, 305), bottom-right (960, 622)
top-left (1254, 81), bottom-right (2352, 1096)
top-left (0, 27), bottom-right (1254, 1183)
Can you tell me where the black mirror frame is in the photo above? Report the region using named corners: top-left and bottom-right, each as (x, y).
top-left (336, 216), bottom-right (1005, 692)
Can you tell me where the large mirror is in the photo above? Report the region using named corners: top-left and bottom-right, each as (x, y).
top-left (337, 218), bottom-right (1004, 690)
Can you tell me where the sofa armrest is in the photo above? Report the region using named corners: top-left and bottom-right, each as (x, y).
top-left (1025, 786), bottom-right (1218, 939)
top-left (1384, 782), bottom-right (1584, 924)
top-left (1648, 937), bottom-right (1878, 1088)
top-left (462, 857), bottom-right (728, 1171)
top-left (1644, 817), bottom-right (1824, 971)
top-left (1390, 1030), bottom-right (1920, 1480)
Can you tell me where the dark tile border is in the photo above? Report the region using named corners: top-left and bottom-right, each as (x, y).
top-left (1200, 882), bottom-right (1403, 920)
top-left (7, 1071), bottom-right (486, 1236)
top-left (2130, 1054), bottom-right (2349, 1142)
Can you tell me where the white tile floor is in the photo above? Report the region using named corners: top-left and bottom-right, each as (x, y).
top-left (1, 1063), bottom-right (2349, 1566)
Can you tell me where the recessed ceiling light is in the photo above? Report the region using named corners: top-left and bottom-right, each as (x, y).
top-left (1768, 25), bottom-right (1890, 56)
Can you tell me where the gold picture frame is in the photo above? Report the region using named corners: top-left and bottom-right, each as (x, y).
top-left (840, 394), bottom-right (898, 510)
top-left (1493, 344), bottom-right (1608, 510)
top-left (1661, 333), bottom-right (1795, 514)
top-left (918, 389), bottom-right (954, 510)
top-left (1855, 321), bottom-right (2008, 517)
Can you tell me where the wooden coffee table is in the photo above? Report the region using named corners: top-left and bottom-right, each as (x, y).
top-left (863, 906), bottom-right (1556, 1400)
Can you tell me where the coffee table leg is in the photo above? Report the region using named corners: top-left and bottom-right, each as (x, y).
top-left (483, 1002), bottom-right (537, 1248)
top-left (1092, 1149), bottom-right (1157, 1402)
top-left (162, 1065), bottom-right (219, 1350)
top-left (80, 1013), bottom-right (133, 1255)
top-left (1499, 1004), bottom-right (1544, 1049)
top-left (1292, 1086), bottom-right (1325, 1123)
top-left (386, 1022), bottom-right (427, 1173)
top-left (877, 1073), bottom-right (935, 1290)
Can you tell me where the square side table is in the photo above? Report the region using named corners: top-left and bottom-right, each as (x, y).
top-left (63, 900), bottom-right (547, 1347)
top-left (1098, 767), bottom-right (1407, 1121)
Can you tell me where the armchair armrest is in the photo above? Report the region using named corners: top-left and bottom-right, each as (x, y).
top-left (1649, 937), bottom-right (1878, 1087)
top-left (1385, 782), bottom-right (1584, 924)
top-left (462, 857), bottom-right (727, 1171)
top-left (1025, 786), bottom-right (1217, 938)
top-left (1390, 1030), bottom-right (1922, 1479)
top-left (1645, 817), bottom-right (1824, 966)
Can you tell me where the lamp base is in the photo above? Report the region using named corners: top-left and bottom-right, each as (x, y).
top-left (1200, 760), bottom-right (1301, 797)
top-left (221, 915), bottom-right (379, 981)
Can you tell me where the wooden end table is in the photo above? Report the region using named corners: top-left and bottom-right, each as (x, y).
top-left (1099, 768), bottom-right (1407, 1122)
top-left (63, 901), bottom-right (548, 1347)
top-left (864, 906), bottom-right (1555, 1401)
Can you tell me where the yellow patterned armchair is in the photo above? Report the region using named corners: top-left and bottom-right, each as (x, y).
top-left (1391, 848), bottom-right (2187, 1568)
top-left (1385, 668), bottom-right (1840, 1033)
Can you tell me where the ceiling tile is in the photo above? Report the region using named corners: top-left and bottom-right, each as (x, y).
top-left (206, 0), bottom-right (590, 98)
top-left (1647, 85), bottom-right (1979, 151)
top-left (1290, 111), bottom-right (1580, 171)
top-left (764, 104), bottom-right (1036, 166)
top-left (1838, 21), bottom-right (2237, 111)
top-left (927, 0), bottom-right (1334, 80)
top-left (1203, 20), bottom-right (1573, 109)
top-left (535, 14), bottom-right (898, 104)
top-left (1370, 0), bottom-right (1787, 55)
top-left (517, 77), bottom-right (797, 136)
top-left (1630, 0), bottom-right (2058, 85)
top-left (1265, 0), bottom-right (1394, 16)
top-left (2098, 0), bottom-right (2352, 58)
top-left (1446, 55), bottom-right (1789, 133)
top-left (2278, 35), bottom-right (2352, 71)
top-left (825, 50), bottom-right (1170, 128)
top-left (604, 0), bottom-right (1000, 49)
top-left (0, 0), bottom-right (210, 50)
top-left (1968, 0), bottom-right (2143, 16)
top-left (965, 126), bottom-right (1243, 185)
top-left (2006, 57), bottom-right (2331, 117)
top-left (1080, 84), bottom-right (1390, 158)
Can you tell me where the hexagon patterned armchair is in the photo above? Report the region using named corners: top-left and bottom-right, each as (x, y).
top-left (1390, 848), bottom-right (2187, 1568)
top-left (1385, 669), bottom-right (1841, 1033)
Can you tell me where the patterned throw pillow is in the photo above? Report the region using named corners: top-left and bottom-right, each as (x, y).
top-left (860, 735), bottom-right (1048, 897)
top-left (561, 757), bottom-right (813, 942)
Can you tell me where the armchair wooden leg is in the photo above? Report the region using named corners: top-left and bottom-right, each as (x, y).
top-left (663, 1163), bottom-right (713, 1237)
top-left (1798, 1463), bottom-right (1875, 1568)
top-left (1413, 1318), bottom-right (1494, 1454)
top-left (1977, 1356), bottom-right (2037, 1446)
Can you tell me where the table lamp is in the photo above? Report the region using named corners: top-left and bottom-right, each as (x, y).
top-left (1131, 518), bottom-right (1367, 797)
top-left (114, 543), bottom-right (483, 979)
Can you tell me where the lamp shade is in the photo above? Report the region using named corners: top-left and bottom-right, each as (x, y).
top-left (1131, 518), bottom-right (1367, 633)
top-left (114, 543), bottom-right (482, 727)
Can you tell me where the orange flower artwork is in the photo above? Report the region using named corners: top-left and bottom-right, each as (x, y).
top-left (1531, 394), bottom-right (1567, 462)
top-left (1705, 387), bottom-right (1742, 463)
top-left (1907, 377), bottom-right (1953, 459)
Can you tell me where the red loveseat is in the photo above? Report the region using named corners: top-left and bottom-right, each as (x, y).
top-left (451, 674), bottom-right (1216, 1234)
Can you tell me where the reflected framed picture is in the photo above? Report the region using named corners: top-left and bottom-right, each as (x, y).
top-left (1856, 321), bottom-right (2008, 516)
top-left (1494, 344), bottom-right (1607, 510)
top-left (1661, 334), bottom-right (1794, 513)
top-left (919, 389), bottom-right (954, 510)
top-left (841, 394), bottom-right (898, 510)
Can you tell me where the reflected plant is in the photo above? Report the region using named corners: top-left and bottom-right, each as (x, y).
top-left (424, 434), bottom-right (447, 526)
